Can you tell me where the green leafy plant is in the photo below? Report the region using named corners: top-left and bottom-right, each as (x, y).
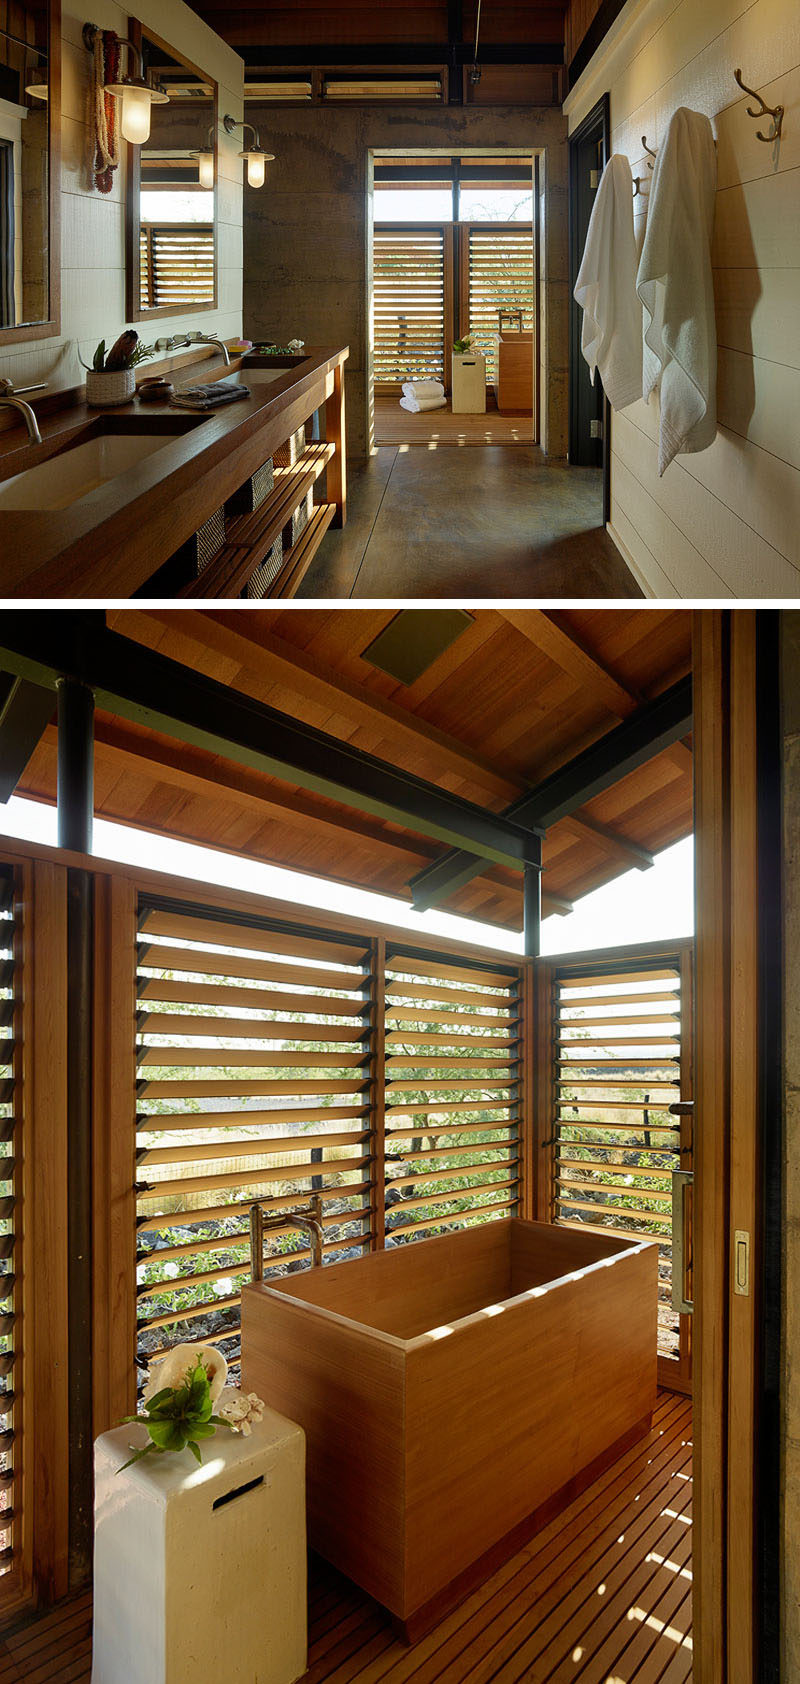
top-left (119, 1356), bottom-right (226, 1472)
top-left (453, 335), bottom-right (472, 354)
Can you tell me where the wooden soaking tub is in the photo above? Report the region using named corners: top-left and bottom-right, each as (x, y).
top-left (241, 1218), bottom-right (657, 1639)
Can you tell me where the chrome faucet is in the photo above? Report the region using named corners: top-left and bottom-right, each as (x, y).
top-left (188, 332), bottom-right (231, 367)
top-left (250, 1194), bottom-right (325, 1280)
top-left (0, 379), bottom-right (42, 445)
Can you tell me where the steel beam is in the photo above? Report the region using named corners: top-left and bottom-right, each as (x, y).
top-left (240, 42), bottom-right (564, 67)
top-left (409, 676), bottom-right (692, 911)
top-left (57, 676), bottom-right (95, 854)
top-left (0, 674), bottom-right (56, 803)
top-left (0, 613), bottom-right (542, 875)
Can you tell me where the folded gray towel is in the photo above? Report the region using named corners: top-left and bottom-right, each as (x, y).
top-left (171, 381), bottom-right (251, 410)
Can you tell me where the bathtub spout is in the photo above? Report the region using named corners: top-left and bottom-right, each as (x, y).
top-left (250, 1193), bottom-right (325, 1281)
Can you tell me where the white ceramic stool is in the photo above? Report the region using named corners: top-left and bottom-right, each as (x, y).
top-left (451, 350), bottom-right (487, 413)
top-left (92, 1408), bottom-right (306, 1684)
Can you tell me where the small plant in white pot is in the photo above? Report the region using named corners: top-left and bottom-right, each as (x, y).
top-left (83, 329), bottom-right (151, 407)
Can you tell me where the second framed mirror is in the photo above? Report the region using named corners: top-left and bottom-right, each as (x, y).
top-left (125, 18), bottom-right (217, 321)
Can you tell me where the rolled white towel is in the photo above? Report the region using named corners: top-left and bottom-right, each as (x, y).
top-left (402, 378), bottom-right (444, 400)
top-left (399, 393), bottom-right (448, 413)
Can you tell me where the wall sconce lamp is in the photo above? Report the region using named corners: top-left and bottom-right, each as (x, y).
top-left (223, 114), bottom-right (274, 188)
top-left (197, 127), bottom-right (216, 190)
top-left (83, 23), bottom-right (169, 145)
top-left (24, 63), bottom-right (49, 101)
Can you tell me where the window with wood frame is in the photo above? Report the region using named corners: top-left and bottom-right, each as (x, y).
top-left (0, 868), bottom-right (18, 1579)
top-left (465, 225), bottom-right (535, 385)
top-left (139, 225), bottom-right (214, 310)
top-left (373, 227), bottom-right (447, 388)
top-left (548, 948), bottom-right (693, 1382)
top-left (383, 946), bottom-right (523, 1242)
top-left (135, 899), bottom-right (374, 1382)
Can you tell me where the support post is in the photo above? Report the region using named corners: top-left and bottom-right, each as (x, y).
top-left (523, 861), bottom-right (541, 958)
top-left (325, 362), bottom-right (347, 528)
top-left (56, 677), bottom-right (94, 854)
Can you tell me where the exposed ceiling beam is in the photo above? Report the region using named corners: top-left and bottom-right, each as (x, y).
top-left (559, 813), bottom-right (655, 872)
top-left (62, 720), bottom-right (568, 918)
top-left (0, 673), bottom-right (56, 803)
top-left (0, 614), bottom-right (542, 875)
top-left (125, 609), bottom-right (518, 806)
top-left (237, 43), bottom-right (565, 67)
top-left (408, 676), bottom-right (692, 910)
top-left (497, 609), bottom-right (642, 719)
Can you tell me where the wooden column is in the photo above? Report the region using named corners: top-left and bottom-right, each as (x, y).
top-left (92, 873), bottom-right (138, 1437)
top-left (325, 362), bottom-right (347, 528)
top-left (369, 936), bottom-right (386, 1251)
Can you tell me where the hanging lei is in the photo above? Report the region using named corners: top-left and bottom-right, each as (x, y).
top-left (93, 31), bottom-right (121, 193)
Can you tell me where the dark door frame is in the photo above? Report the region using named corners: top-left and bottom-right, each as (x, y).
top-left (568, 92), bottom-right (611, 525)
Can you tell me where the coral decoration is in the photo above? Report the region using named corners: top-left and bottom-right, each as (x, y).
top-left (92, 30), bottom-right (121, 193)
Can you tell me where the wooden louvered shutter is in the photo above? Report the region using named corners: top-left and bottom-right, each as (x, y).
top-left (139, 225), bottom-right (214, 310)
top-left (135, 902), bottom-right (374, 1380)
top-left (464, 224), bottom-right (535, 385)
top-left (549, 949), bottom-right (693, 1386)
top-left (383, 947), bottom-right (523, 1242)
top-left (0, 869), bottom-right (18, 1578)
top-left (373, 227), bottom-right (446, 389)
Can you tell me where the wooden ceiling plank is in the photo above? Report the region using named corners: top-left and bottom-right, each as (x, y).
top-left (119, 608), bottom-right (520, 807)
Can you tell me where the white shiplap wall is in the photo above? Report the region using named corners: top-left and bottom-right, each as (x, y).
top-left (0, 0), bottom-right (243, 392)
top-left (565, 0), bottom-right (800, 597)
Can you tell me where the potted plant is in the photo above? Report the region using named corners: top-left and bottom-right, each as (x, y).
top-left (83, 329), bottom-right (151, 407)
top-left (118, 1342), bottom-right (266, 1471)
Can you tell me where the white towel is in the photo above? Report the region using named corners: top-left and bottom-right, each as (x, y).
top-left (573, 154), bottom-right (642, 412)
top-left (636, 107), bottom-right (717, 475)
top-left (399, 393), bottom-right (448, 413)
top-left (402, 379), bottom-right (444, 399)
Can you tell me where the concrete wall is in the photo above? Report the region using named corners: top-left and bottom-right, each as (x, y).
top-left (783, 609), bottom-right (800, 1678)
top-left (0, 0), bottom-right (243, 393)
top-left (242, 103), bottom-right (569, 459)
top-left (564, 0), bottom-right (800, 598)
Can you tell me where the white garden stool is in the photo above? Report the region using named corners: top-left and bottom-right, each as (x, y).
top-left (92, 1408), bottom-right (307, 1684)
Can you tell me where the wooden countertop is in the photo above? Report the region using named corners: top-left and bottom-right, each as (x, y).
top-left (0, 345), bottom-right (348, 599)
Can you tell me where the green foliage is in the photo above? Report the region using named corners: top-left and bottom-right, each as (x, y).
top-left (118, 1356), bottom-right (225, 1471)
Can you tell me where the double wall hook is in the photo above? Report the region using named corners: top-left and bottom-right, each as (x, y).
top-left (733, 67), bottom-right (784, 141)
top-left (632, 175), bottom-right (645, 196)
top-left (642, 136), bottom-right (657, 170)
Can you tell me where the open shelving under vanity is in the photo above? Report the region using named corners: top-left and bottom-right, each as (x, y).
top-left (0, 345), bottom-right (348, 600)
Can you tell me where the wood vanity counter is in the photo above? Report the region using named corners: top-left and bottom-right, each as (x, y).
top-left (0, 344), bottom-right (348, 598)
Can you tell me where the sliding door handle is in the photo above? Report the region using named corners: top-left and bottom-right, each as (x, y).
top-left (672, 1169), bottom-right (694, 1314)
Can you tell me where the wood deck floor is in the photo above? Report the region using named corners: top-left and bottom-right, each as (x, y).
top-left (0, 1391), bottom-right (691, 1683)
top-left (374, 397), bottom-right (535, 446)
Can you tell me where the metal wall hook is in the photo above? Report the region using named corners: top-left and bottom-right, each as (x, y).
top-left (642, 136), bottom-right (657, 170)
top-left (632, 174), bottom-right (645, 197)
top-left (733, 67), bottom-right (784, 141)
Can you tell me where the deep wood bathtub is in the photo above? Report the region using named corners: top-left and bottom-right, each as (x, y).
top-left (241, 1218), bottom-right (657, 1638)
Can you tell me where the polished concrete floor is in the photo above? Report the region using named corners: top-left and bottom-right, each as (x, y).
top-left (303, 446), bottom-right (641, 598)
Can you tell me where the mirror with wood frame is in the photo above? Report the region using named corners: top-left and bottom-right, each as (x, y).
top-left (0, 0), bottom-right (60, 343)
top-left (126, 19), bottom-right (217, 321)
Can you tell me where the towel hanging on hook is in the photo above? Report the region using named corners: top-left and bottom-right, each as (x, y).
top-left (733, 68), bottom-right (784, 141)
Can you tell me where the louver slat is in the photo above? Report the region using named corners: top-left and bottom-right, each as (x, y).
top-left (467, 225), bottom-right (535, 385)
top-left (0, 869), bottom-right (18, 1581)
top-left (135, 902), bottom-right (374, 1376)
top-left (139, 225), bottom-right (214, 310)
top-left (373, 228), bottom-right (445, 387)
top-left (550, 958), bottom-right (691, 1367)
top-left (383, 946), bottom-right (523, 1245)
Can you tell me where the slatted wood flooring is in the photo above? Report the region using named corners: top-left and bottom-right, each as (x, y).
top-left (374, 396), bottom-right (535, 445)
top-left (0, 1392), bottom-right (691, 1683)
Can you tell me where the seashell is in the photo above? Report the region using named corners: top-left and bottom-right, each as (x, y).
top-left (142, 1341), bottom-right (228, 1408)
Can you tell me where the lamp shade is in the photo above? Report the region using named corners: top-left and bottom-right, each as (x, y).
top-left (198, 149), bottom-right (215, 189)
top-left (246, 149), bottom-right (266, 188)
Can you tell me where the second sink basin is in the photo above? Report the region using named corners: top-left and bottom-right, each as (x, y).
top-left (0, 415), bottom-right (207, 512)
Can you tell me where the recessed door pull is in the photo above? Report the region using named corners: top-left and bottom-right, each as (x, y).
top-left (734, 1230), bottom-right (750, 1296)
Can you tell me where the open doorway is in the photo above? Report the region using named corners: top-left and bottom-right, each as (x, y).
top-left (370, 151), bottom-right (538, 447)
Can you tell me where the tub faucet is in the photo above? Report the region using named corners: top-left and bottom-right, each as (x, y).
top-left (0, 379), bottom-right (42, 445)
top-left (250, 1193), bottom-right (325, 1281)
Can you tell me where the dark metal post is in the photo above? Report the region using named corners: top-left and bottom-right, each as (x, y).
top-left (523, 861), bottom-right (541, 958)
top-left (57, 677), bottom-right (95, 854)
top-left (56, 675), bottom-right (95, 1586)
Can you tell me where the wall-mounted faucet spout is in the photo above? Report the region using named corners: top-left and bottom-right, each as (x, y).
top-left (250, 1193), bottom-right (325, 1280)
top-left (0, 380), bottom-right (43, 445)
